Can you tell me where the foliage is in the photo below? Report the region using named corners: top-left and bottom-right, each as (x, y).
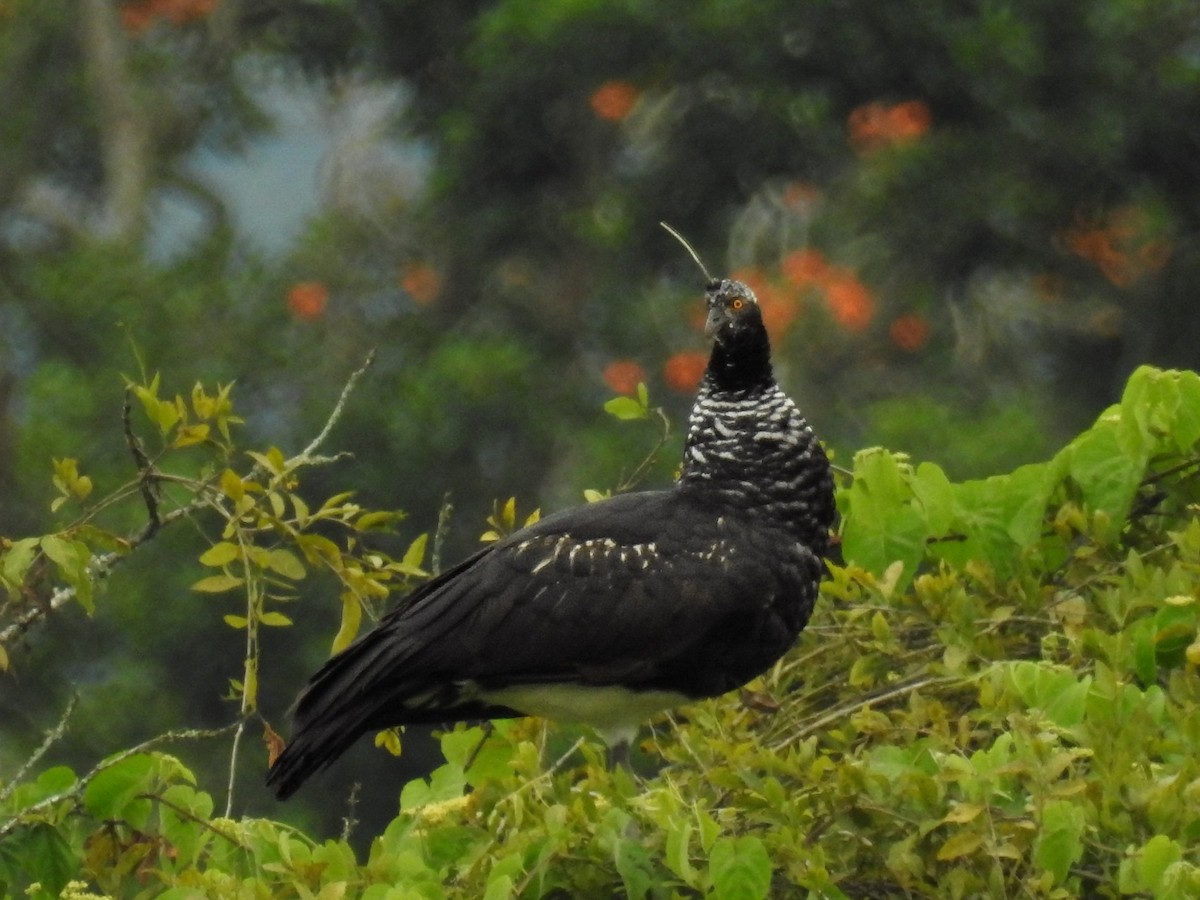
top-left (4, 0), bottom-right (1200, 816)
top-left (3, 365), bottom-right (1200, 897)
top-left (4, 1), bottom-right (1200, 895)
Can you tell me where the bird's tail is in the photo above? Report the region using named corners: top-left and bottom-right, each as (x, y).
top-left (266, 631), bottom-right (406, 800)
top-left (266, 549), bottom-right (494, 799)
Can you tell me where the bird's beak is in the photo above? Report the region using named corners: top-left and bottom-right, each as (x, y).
top-left (704, 304), bottom-right (726, 339)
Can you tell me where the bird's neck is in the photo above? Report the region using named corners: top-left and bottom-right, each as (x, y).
top-left (678, 374), bottom-right (833, 553)
top-left (706, 332), bottom-right (772, 391)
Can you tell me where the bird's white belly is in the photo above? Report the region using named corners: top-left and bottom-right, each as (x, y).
top-left (481, 682), bottom-right (687, 743)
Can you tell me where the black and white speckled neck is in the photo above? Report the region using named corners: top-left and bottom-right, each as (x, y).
top-left (677, 279), bottom-right (834, 554)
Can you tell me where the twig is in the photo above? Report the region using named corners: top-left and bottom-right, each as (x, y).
top-left (123, 389), bottom-right (161, 542)
top-left (0, 500), bottom-right (204, 649)
top-left (462, 721), bottom-right (495, 773)
top-left (141, 790), bottom-right (250, 849)
top-left (0, 720), bottom-right (241, 839)
top-left (767, 674), bottom-right (964, 752)
top-left (224, 718), bottom-right (246, 818)
top-left (616, 407), bottom-right (672, 494)
top-left (431, 493), bottom-right (454, 576)
top-left (288, 348), bottom-right (376, 466)
top-left (494, 735), bottom-right (587, 807)
top-left (341, 782), bottom-right (361, 843)
top-left (0, 693), bottom-right (79, 805)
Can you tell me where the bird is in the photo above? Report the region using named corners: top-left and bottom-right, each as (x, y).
top-left (266, 244), bottom-right (835, 800)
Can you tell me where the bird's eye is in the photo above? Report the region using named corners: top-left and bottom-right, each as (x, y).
top-left (731, 297), bottom-right (744, 311)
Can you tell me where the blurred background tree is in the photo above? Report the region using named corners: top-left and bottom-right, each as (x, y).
top-left (2, 0), bottom-right (1198, 837)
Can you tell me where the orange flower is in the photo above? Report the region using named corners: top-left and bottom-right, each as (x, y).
top-left (602, 360), bottom-right (646, 396)
top-left (120, 3), bottom-right (155, 31)
top-left (889, 314), bottom-right (931, 352)
top-left (848, 99), bottom-right (932, 154)
top-left (663, 351), bottom-right (708, 394)
top-left (120, 0), bottom-right (218, 33)
top-left (822, 269), bottom-right (874, 332)
top-left (287, 282), bottom-right (328, 321)
top-left (401, 263), bottom-right (442, 306)
top-left (781, 248), bottom-right (829, 288)
top-left (1060, 206), bottom-right (1172, 288)
top-left (888, 100), bottom-right (932, 140)
top-left (589, 80), bottom-right (640, 121)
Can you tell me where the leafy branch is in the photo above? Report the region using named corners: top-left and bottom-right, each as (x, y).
top-left (0, 719), bottom-right (241, 841)
top-left (600, 381), bottom-right (673, 495)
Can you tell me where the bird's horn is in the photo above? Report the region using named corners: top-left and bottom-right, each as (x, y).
top-left (660, 222), bottom-right (714, 283)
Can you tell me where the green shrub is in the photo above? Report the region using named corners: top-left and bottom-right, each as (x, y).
top-left (4, 365), bottom-right (1200, 897)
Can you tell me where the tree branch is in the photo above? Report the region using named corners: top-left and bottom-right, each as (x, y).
top-left (0, 693), bottom-right (79, 805)
top-left (0, 352), bottom-right (376, 651)
top-left (0, 720), bottom-right (242, 839)
top-left (287, 348), bottom-right (376, 467)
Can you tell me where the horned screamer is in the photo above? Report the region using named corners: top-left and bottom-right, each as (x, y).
top-left (267, 231), bottom-right (835, 798)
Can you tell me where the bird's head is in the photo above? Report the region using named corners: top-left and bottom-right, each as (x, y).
top-left (702, 278), bottom-right (772, 389)
top-left (704, 279), bottom-right (764, 346)
top-left (657, 224), bottom-right (772, 386)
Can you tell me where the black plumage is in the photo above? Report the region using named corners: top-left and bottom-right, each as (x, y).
top-left (267, 276), bottom-right (835, 799)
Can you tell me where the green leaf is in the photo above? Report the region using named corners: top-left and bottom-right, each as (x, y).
top-left (1138, 835), bottom-right (1183, 892)
top-left (1034, 800), bottom-right (1085, 884)
top-left (52, 457), bottom-right (93, 502)
top-left (910, 461), bottom-right (955, 533)
top-left (399, 762), bottom-right (465, 811)
top-left (1170, 370), bottom-right (1200, 452)
top-left (604, 395), bottom-right (648, 420)
top-left (192, 573), bottom-right (245, 593)
top-left (35, 765), bottom-right (78, 796)
top-left (440, 725), bottom-right (512, 785)
top-left (840, 448), bottom-right (928, 587)
top-left (246, 447), bottom-right (288, 476)
top-left (402, 532), bottom-right (429, 573)
top-left (1062, 420), bottom-right (1144, 523)
top-left (1, 537), bottom-right (40, 595)
top-left (40, 535), bottom-right (94, 613)
top-left (356, 510), bottom-right (403, 532)
top-left (331, 593), bottom-right (363, 654)
top-left (0, 823), bottom-right (76, 898)
top-left (219, 468), bottom-right (245, 501)
top-left (259, 611), bottom-right (293, 627)
top-left (133, 378), bottom-right (182, 435)
top-left (223, 614), bottom-right (248, 628)
top-left (1153, 603), bottom-right (1197, 667)
top-left (613, 838), bottom-right (654, 900)
top-left (936, 829), bottom-right (984, 861)
top-left (39, 534), bottom-right (83, 574)
top-left (665, 817), bottom-right (697, 885)
top-left (482, 874), bottom-right (514, 900)
top-left (172, 422), bottom-right (210, 448)
top-left (375, 727), bottom-right (403, 756)
top-left (267, 548), bottom-right (306, 580)
top-left (1130, 616), bottom-right (1158, 684)
top-left (709, 836), bottom-right (771, 900)
top-left (199, 542), bottom-right (240, 567)
top-left (84, 753), bottom-right (157, 822)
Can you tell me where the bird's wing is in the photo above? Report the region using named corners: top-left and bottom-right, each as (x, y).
top-left (375, 489), bottom-right (812, 689)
